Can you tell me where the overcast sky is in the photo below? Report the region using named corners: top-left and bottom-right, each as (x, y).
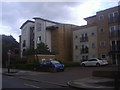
top-left (1, 0), bottom-right (120, 42)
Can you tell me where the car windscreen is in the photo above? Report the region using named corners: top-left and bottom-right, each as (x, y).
top-left (51, 61), bottom-right (60, 64)
top-left (98, 58), bottom-right (103, 60)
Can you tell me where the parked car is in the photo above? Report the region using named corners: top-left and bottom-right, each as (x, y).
top-left (81, 58), bottom-right (108, 67)
top-left (39, 60), bottom-right (65, 72)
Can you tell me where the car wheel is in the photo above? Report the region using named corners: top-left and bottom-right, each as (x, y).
top-left (82, 63), bottom-right (85, 67)
top-left (96, 63), bottom-right (100, 67)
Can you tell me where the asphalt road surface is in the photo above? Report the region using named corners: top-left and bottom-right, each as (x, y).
top-left (2, 66), bottom-right (117, 89)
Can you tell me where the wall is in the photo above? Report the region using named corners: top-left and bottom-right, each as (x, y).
top-left (73, 26), bottom-right (98, 62)
top-left (20, 22), bottom-right (34, 57)
top-left (51, 24), bottom-right (73, 61)
top-left (36, 54), bottom-right (55, 62)
top-left (34, 19), bottom-right (57, 51)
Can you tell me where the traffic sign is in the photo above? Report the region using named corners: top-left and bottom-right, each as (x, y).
top-left (7, 52), bottom-right (12, 55)
top-left (7, 50), bottom-right (12, 55)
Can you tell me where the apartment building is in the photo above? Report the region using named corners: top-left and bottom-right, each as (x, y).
top-left (73, 25), bottom-right (98, 62)
top-left (96, 6), bottom-right (120, 64)
top-left (20, 18), bottom-right (59, 57)
top-left (20, 17), bottom-right (75, 61)
top-left (73, 6), bottom-right (120, 64)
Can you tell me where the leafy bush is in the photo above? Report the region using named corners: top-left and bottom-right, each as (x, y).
top-left (61, 61), bottom-right (80, 67)
top-left (10, 61), bottom-right (40, 71)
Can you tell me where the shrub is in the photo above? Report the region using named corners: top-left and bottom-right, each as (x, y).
top-left (61, 61), bottom-right (80, 67)
top-left (10, 61), bottom-right (40, 71)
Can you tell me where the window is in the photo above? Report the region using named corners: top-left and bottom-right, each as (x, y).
top-left (99, 28), bottom-right (104, 32)
top-left (100, 41), bottom-right (106, 47)
top-left (23, 40), bottom-right (26, 47)
top-left (98, 15), bottom-right (104, 20)
top-left (22, 27), bottom-right (27, 35)
top-left (82, 56), bottom-right (88, 61)
top-left (30, 27), bottom-right (34, 31)
top-left (36, 23), bottom-right (41, 31)
top-left (80, 45), bottom-right (89, 54)
top-left (108, 11), bottom-right (119, 23)
top-left (110, 40), bottom-right (116, 51)
top-left (92, 43), bottom-right (95, 48)
top-left (109, 25), bottom-right (120, 37)
top-left (86, 56), bottom-right (88, 60)
top-left (37, 36), bottom-right (41, 44)
top-left (82, 56), bottom-right (85, 61)
top-left (109, 26), bottom-right (115, 37)
top-left (101, 55), bottom-right (106, 59)
top-left (75, 35), bottom-right (78, 39)
top-left (80, 33), bottom-right (88, 42)
top-left (75, 45), bottom-right (78, 50)
top-left (110, 40), bottom-right (120, 51)
top-left (117, 40), bottom-right (120, 51)
top-left (91, 32), bottom-right (95, 36)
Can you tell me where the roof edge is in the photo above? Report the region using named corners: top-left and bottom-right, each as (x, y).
top-left (20, 20), bottom-right (34, 29)
top-left (84, 15), bottom-right (96, 21)
top-left (73, 24), bottom-right (97, 31)
top-left (33, 17), bottom-right (61, 24)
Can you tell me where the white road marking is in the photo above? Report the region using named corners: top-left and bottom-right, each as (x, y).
top-left (24, 83), bottom-right (40, 88)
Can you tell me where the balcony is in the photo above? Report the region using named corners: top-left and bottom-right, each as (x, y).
top-left (109, 31), bottom-right (120, 38)
top-left (80, 48), bottom-right (89, 54)
top-left (80, 37), bottom-right (88, 42)
top-left (110, 45), bottom-right (120, 52)
top-left (108, 17), bottom-right (120, 24)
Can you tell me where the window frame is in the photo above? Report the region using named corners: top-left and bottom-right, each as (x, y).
top-left (100, 41), bottom-right (106, 47)
top-left (98, 15), bottom-right (104, 20)
top-left (99, 28), bottom-right (104, 33)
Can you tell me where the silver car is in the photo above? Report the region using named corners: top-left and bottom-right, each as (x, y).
top-left (81, 58), bottom-right (108, 67)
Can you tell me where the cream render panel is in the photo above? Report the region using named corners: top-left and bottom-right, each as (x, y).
top-left (34, 19), bottom-right (45, 49)
top-left (20, 22), bottom-right (34, 57)
top-left (34, 19), bottom-right (57, 50)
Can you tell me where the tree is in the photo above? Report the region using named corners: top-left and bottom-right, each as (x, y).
top-left (23, 48), bottom-right (34, 56)
top-left (2, 35), bottom-right (19, 67)
top-left (37, 42), bottom-right (49, 51)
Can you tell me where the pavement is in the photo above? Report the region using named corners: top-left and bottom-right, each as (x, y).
top-left (2, 68), bottom-right (48, 76)
top-left (67, 77), bottom-right (116, 90)
top-left (2, 68), bottom-right (119, 90)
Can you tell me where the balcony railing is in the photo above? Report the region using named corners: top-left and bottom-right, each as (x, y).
top-left (110, 45), bottom-right (120, 51)
top-left (80, 37), bottom-right (88, 42)
top-left (108, 17), bottom-right (120, 24)
top-left (80, 48), bottom-right (89, 54)
top-left (109, 31), bottom-right (120, 38)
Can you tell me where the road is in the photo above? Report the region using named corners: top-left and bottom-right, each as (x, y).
top-left (2, 66), bottom-right (117, 89)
